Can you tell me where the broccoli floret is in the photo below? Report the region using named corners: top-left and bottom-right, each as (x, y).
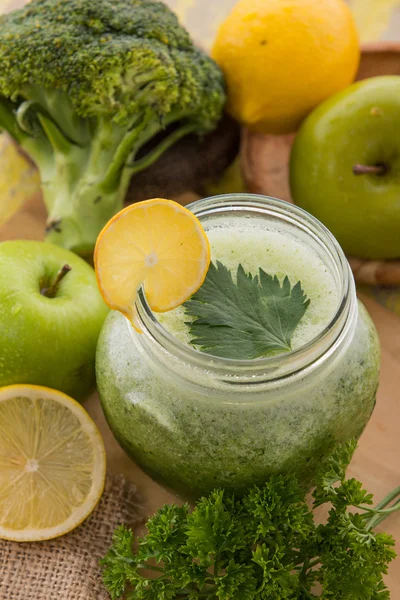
top-left (0, 0), bottom-right (225, 253)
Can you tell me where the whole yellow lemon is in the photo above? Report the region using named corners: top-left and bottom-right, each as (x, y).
top-left (212, 0), bottom-right (360, 134)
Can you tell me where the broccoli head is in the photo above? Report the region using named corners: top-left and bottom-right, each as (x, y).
top-left (0, 0), bottom-right (225, 253)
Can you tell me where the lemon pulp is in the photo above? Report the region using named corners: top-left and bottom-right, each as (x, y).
top-left (0, 385), bottom-right (106, 542)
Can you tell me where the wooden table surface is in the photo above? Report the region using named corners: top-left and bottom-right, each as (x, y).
top-left (1, 192), bottom-right (400, 595)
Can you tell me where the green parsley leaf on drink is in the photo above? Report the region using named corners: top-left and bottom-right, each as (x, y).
top-left (101, 440), bottom-right (400, 600)
top-left (183, 261), bottom-right (310, 359)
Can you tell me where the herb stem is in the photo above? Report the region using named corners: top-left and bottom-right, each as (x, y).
top-left (176, 587), bottom-right (215, 599)
top-left (214, 557), bottom-right (218, 579)
top-left (366, 500), bottom-right (400, 532)
top-left (353, 505), bottom-right (381, 514)
top-left (353, 493), bottom-right (400, 515)
top-left (354, 501), bottom-right (400, 516)
top-left (374, 485), bottom-right (400, 511)
top-left (377, 501), bottom-right (400, 515)
top-left (307, 557), bottom-right (321, 569)
top-left (175, 592), bottom-right (216, 600)
top-left (297, 556), bottom-right (310, 595)
top-left (294, 553), bottom-right (318, 567)
top-left (137, 563), bottom-right (165, 573)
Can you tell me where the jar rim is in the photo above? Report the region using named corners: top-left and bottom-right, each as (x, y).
top-left (134, 194), bottom-right (355, 380)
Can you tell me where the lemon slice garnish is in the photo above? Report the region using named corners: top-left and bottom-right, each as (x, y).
top-left (94, 198), bottom-right (210, 325)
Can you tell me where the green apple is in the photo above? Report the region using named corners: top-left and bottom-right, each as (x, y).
top-left (0, 240), bottom-right (108, 400)
top-left (290, 75), bottom-right (400, 260)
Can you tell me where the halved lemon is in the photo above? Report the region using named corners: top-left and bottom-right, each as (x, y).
top-left (0, 385), bottom-right (106, 542)
top-left (94, 198), bottom-right (211, 324)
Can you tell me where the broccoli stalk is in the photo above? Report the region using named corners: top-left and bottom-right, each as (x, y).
top-left (6, 90), bottom-right (198, 253)
top-left (0, 0), bottom-right (225, 253)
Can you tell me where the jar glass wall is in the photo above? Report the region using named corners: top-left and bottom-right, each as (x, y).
top-left (96, 195), bottom-right (380, 499)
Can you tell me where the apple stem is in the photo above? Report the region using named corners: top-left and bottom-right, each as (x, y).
top-left (352, 163), bottom-right (388, 176)
top-left (41, 264), bottom-right (71, 298)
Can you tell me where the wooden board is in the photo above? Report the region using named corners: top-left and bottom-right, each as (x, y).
top-left (1, 193), bottom-right (400, 595)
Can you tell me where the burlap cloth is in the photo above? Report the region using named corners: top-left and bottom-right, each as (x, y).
top-left (0, 475), bottom-right (144, 600)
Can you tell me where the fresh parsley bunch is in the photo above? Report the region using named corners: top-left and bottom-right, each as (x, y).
top-left (101, 440), bottom-right (400, 599)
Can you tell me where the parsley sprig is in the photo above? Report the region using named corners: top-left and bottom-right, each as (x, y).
top-left (101, 440), bottom-right (400, 599)
top-left (183, 262), bottom-right (310, 360)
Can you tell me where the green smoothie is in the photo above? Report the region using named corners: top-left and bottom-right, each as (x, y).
top-left (157, 219), bottom-right (339, 350)
top-left (96, 196), bottom-right (380, 498)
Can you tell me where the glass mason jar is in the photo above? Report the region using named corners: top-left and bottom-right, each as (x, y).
top-left (96, 195), bottom-right (380, 499)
